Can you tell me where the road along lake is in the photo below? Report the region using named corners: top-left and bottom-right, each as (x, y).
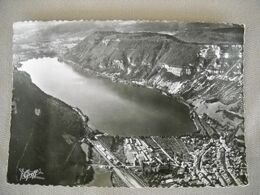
top-left (19, 57), bottom-right (196, 136)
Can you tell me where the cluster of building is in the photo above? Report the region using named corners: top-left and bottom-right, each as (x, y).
top-left (180, 135), bottom-right (247, 186)
top-left (123, 138), bottom-right (155, 167)
top-left (106, 133), bottom-right (248, 187)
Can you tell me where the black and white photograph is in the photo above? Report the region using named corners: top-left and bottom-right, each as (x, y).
top-left (8, 20), bottom-right (248, 187)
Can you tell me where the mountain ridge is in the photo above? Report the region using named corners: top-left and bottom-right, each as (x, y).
top-left (63, 30), bottom-right (244, 140)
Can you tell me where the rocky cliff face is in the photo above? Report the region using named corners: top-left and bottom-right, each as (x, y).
top-left (63, 31), bottom-right (244, 140)
top-left (64, 31), bottom-right (200, 79)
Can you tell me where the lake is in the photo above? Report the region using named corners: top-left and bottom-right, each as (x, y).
top-left (19, 57), bottom-right (195, 136)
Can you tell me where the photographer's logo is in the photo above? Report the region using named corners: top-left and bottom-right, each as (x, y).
top-left (18, 168), bottom-right (44, 181)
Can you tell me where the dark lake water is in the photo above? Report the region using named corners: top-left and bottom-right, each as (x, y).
top-left (20, 57), bottom-right (195, 136)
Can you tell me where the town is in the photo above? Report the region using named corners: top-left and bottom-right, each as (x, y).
top-left (80, 126), bottom-right (247, 187)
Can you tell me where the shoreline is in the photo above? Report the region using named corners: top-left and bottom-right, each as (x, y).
top-left (59, 56), bottom-right (204, 138)
top-left (20, 56), bottom-right (217, 139)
